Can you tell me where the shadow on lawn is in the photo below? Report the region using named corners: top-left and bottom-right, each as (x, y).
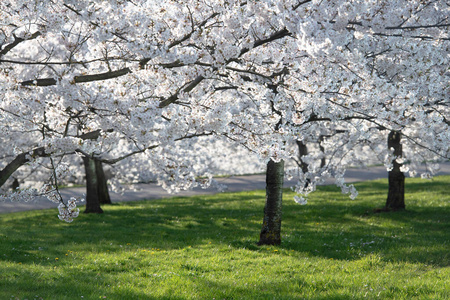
top-left (1, 181), bottom-right (448, 268)
top-left (0, 263), bottom-right (188, 300)
top-left (321, 177), bottom-right (449, 199)
top-left (180, 276), bottom-right (353, 300)
top-left (280, 204), bottom-right (449, 266)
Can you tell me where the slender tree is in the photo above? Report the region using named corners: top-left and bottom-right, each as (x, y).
top-left (82, 156), bottom-right (103, 214)
top-left (258, 159), bottom-right (285, 245)
top-left (95, 160), bottom-right (111, 205)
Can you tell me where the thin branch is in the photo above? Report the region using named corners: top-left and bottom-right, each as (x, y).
top-left (49, 157), bottom-right (64, 204)
top-left (385, 23), bottom-right (450, 30)
top-left (0, 147), bottom-right (48, 188)
top-left (238, 28), bottom-right (292, 58)
top-left (21, 68), bottom-right (131, 86)
top-left (293, 0), bottom-right (312, 10)
top-left (0, 57), bottom-right (122, 65)
top-left (90, 131), bottom-right (214, 164)
top-left (139, 12), bottom-right (220, 68)
top-left (0, 31), bottom-right (41, 57)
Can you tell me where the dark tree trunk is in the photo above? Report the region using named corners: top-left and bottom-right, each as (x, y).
top-left (296, 140), bottom-right (311, 188)
top-left (296, 140), bottom-right (309, 174)
top-left (385, 130), bottom-right (405, 211)
top-left (11, 178), bottom-right (20, 191)
top-left (318, 135), bottom-right (326, 168)
top-left (258, 159), bottom-right (284, 246)
top-left (95, 160), bottom-right (111, 204)
top-left (83, 156), bottom-right (103, 214)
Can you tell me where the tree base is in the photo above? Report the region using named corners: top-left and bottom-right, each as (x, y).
top-left (258, 231), bottom-right (281, 245)
top-left (374, 206), bottom-right (406, 213)
top-left (84, 207), bottom-right (104, 214)
top-left (258, 160), bottom-right (284, 247)
top-left (257, 240), bottom-right (281, 246)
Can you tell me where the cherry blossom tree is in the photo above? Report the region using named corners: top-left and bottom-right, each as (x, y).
top-left (1, 1), bottom-right (448, 244)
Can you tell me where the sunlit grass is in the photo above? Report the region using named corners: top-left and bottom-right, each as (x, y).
top-left (0, 176), bottom-right (449, 299)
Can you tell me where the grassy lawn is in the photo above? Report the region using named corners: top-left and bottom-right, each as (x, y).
top-left (0, 176), bottom-right (449, 300)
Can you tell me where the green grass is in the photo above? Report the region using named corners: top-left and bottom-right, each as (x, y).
top-left (0, 176), bottom-right (449, 300)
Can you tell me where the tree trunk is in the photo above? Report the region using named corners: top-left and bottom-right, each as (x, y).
top-left (318, 135), bottom-right (326, 168)
top-left (95, 160), bottom-right (111, 204)
top-left (83, 156), bottom-right (103, 214)
top-left (11, 178), bottom-right (20, 191)
top-left (385, 130), bottom-right (405, 211)
top-left (296, 140), bottom-right (311, 188)
top-left (296, 140), bottom-right (309, 174)
top-left (258, 159), bottom-right (284, 246)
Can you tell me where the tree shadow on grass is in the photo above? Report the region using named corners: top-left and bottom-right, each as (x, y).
top-left (0, 264), bottom-right (188, 300)
top-left (0, 192), bottom-right (263, 260)
top-left (274, 187), bottom-right (449, 267)
top-left (182, 276), bottom-right (353, 300)
top-left (1, 183), bottom-right (448, 268)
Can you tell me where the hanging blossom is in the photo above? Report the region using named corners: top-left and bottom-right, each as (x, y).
top-left (0, 188), bottom-right (39, 203)
top-left (57, 197), bottom-right (80, 223)
top-left (294, 195), bottom-right (307, 205)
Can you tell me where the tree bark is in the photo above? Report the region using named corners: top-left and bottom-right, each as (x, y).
top-left (83, 156), bottom-right (103, 214)
top-left (258, 159), bottom-right (284, 246)
top-left (385, 130), bottom-right (405, 211)
top-left (95, 160), bottom-right (111, 204)
top-left (296, 140), bottom-right (311, 189)
top-left (0, 130), bottom-right (110, 189)
top-left (318, 135), bottom-right (326, 168)
top-left (11, 178), bottom-right (20, 191)
top-left (296, 140), bottom-right (309, 174)
top-left (0, 147), bottom-right (47, 188)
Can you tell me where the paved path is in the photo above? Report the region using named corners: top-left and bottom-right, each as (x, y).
top-left (1, 162), bottom-right (449, 214)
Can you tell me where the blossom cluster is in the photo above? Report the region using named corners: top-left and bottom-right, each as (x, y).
top-left (57, 198), bottom-right (80, 223)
